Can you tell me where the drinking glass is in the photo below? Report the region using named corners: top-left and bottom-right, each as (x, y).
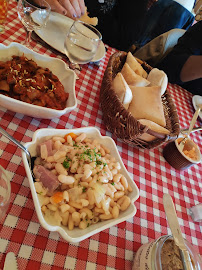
top-left (0, 166), bottom-right (11, 222)
top-left (64, 20), bottom-right (102, 65)
top-left (0, 0), bottom-right (9, 33)
top-left (17, 0), bottom-right (50, 49)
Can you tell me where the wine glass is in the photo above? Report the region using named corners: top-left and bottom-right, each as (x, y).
top-left (17, 0), bottom-right (51, 49)
top-left (0, 165), bottom-right (11, 222)
top-left (64, 20), bottom-right (102, 65)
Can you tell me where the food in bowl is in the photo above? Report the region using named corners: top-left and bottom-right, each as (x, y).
top-left (161, 238), bottom-right (195, 270)
top-left (177, 138), bottom-right (198, 161)
top-left (0, 42), bottom-right (77, 119)
top-left (133, 235), bottom-right (201, 270)
top-left (0, 55), bottom-right (68, 110)
top-left (163, 136), bottom-right (201, 170)
top-left (22, 127), bottom-right (139, 242)
top-left (33, 131), bottom-right (133, 230)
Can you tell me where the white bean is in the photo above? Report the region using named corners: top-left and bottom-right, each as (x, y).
top-left (55, 163), bottom-right (67, 176)
top-left (46, 156), bottom-right (55, 163)
top-left (54, 151), bottom-right (66, 161)
top-left (58, 175), bottom-right (75, 185)
top-left (60, 204), bottom-right (70, 213)
top-left (66, 135), bottom-right (73, 146)
top-left (113, 174), bottom-right (122, 183)
top-left (83, 168), bottom-right (92, 179)
top-left (120, 175), bottom-right (128, 190)
top-left (54, 140), bottom-right (62, 150)
top-left (70, 157), bottom-right (79, 173)
top-left (47, 204), bottom-right (58, 211)
top-left (41, 144), bottom-right (48, 160)
top-left (75, 133), bottom-right (86, 143)
top-left (52, 136), bottom-right (66, 143)
top-left (63, 190), bottom-right (69, 202)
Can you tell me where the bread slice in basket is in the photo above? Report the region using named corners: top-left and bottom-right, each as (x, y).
top-left (100, 51), bottom-right (180, 149)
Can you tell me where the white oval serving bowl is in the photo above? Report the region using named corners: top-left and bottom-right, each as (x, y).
top-left (0, 42), bottom-right (77, 119)
top-left (22, 127), bottom-right (139, 243)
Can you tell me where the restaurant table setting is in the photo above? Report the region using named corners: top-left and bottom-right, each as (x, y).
top-left (0, 0), bottom-right (201, 269)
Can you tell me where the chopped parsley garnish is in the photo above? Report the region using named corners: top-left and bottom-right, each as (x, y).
top-left (111, 182), bottom-right (115, 186)
top-left (96, 160), bottom-right (102, 166)
top-left (63, 157), bottom-right (71, 169)
top-left (82, 187), bottom-right (87, 193)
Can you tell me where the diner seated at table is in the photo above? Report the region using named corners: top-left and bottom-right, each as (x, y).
top-left (156, 20), bottom-right (202, 96)
top-left (135, 0), bottom-right (196, 48)
top-left (39, 0), bottom-right (150, 51)
top-left (134, 20), bottom-right (202, 96)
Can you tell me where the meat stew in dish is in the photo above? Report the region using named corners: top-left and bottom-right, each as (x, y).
top-left (0, 55), bottom-right (69, 110)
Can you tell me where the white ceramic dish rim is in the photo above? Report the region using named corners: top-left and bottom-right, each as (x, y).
top-left (192, 95), bottom-right (202, 120)
top-left (0, 42), bottom-right (77, 119)
top-left (35, 12), bottom-right (106, 63)
top-left (175, 135), bottom-right (201, 164)
top-left (22, 127), bottom-right (139, 243)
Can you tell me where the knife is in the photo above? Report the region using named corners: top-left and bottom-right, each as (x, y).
top-left (3, 252), bottom-right (18, 270)
top-left (163, 194), bottom-right (194, 270)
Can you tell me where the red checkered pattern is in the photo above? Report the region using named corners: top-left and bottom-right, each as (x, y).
top-left (0, 1), bottom-right (201, 269)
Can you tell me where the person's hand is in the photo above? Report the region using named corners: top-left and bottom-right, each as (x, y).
top-left (45, 0), bottom-right (85, 18)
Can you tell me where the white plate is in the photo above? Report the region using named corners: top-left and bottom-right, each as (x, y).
top-left (35, 12), bottom-right (106, 63)
top-left (0, 42), bottom-right (77, 119)
top-left (192, 95), bottom-right (202, 120)
top-left (22, 127), bottom-right (139, 243)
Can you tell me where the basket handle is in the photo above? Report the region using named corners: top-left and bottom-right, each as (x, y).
top-left (141, 124), bottom-right (178, 141)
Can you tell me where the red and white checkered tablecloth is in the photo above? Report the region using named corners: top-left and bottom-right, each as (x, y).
top-left (0, 1), bottom-right (201, 269)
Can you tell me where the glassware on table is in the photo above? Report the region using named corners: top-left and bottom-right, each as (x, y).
top-left (64, 20), bottom-right (102, 65)
top-left (0, 0), bottom-right (9, 33)
top-left (17, 0), bottom-right (50, 49)
top-left (0, 165), bottom-right (11, 222)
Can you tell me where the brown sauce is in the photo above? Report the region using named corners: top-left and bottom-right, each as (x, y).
top-left (0, 55), bottom-right (69, 110)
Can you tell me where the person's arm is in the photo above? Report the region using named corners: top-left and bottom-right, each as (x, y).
top-left (180, 55), bottom-right (202, 82)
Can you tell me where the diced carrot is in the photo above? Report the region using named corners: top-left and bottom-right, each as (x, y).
top-left (64, 132), bottom-right (78, 141)
top-left (51, 192), bottom-right (63, 204)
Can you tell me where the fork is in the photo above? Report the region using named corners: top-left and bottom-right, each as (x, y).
top-left (0, 126), bottom-right (32, 172)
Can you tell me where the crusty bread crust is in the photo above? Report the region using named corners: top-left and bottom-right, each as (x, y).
top-left (79, 7), bottom-right (98, 26)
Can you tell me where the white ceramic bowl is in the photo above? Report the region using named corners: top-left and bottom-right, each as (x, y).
top-left (192, 95), bottom-right (202, 120)
top-left (22, 127), bottom-right (139, 242)
top-left (0, 42), bottom-right (77, 119)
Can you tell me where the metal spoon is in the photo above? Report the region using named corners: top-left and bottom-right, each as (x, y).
top-left (0, 126), bottom-right (32, 171)
top-left (181, 126), bottom-right (202, 135)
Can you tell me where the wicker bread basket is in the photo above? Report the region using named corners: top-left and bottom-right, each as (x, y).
top-left (100, 51), bottom-right (180, 149)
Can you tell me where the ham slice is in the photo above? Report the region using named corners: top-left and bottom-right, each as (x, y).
top-left (33, 165), bottom-right (60, 193)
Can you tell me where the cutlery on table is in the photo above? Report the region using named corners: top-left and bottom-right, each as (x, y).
top-left (3, 252), bottom-right (18, 270)
top-left (163, 194), bottom-right (194, 270)
top-left (181, 126), bottom-right (202, 135)
top-left (0, 126), bottom-right (33, 174)
top-left (178, 104), bottom-right (202, 151)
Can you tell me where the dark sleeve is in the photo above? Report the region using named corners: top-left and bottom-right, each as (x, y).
top-left (157, 52), bottom-right (190, 84)
top-left (85, 0), bottom-right (149, 51)
top-left (157, 21), bottom-right (202, 84)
